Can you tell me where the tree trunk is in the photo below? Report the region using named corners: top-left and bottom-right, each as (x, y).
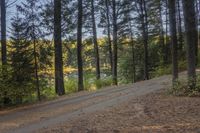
top-left (195, 0), bottom-right (200, 64)
top-left (158, 0), bottom-right (165, 65)
top-left (112, 0), bottom-right (118, 85)
top-left (177, 0), bottom-right (184, 52)
top-left (164, 0), bottom-right (170, 65)
top-left (77, 0), bottom-right (84, 91)
top-left (182, 0), bottom-right (198, 89)
top-left (1, 0), bottom-right (7, 65)
top-left (128, 18), bottom-right (136, 83)
top-left (31, 5), bottom-right (41, 101)
top-left (1, 0), bottom-right (10, 105)
top-left (91, 0), bottom-right (100, 80)
top-left (198, 0), bottom-right (200, 40)
top-left (198, 0), bottom-right (200, 19)
top-left (130, 33), bottom-right (136, 83)
top-left (168, 0), bottom-right (178, 83)
top-left (140, 0), bottom-right (149, 80)
top-left (105, 0), bottom-right (113, 73)
top-left (54, 0), bottom-right (65, 95)
top-left (33, 39), bottom-right (41, 101)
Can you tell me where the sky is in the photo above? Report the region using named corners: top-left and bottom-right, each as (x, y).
top-left (5, 0), bottom-right (199, 39)
top-left (6, 0), bottom-right (23, 36)
top-left (5, 0), bottom-right (104, 38)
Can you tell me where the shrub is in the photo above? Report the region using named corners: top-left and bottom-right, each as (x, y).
top-left (95, 77), bottom-right (113, 89)
top-left (178, 60), bottom-right (187, 72)
top-left (153, 65), bottom-right (172, 77)
top-left (153, 60), bottom-right (187, 78)
top-left (64, 78), bottom-right (78, 94)
top-left (169, 75), bottom-right (200, 97)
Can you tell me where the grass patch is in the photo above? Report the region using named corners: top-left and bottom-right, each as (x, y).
top-left (65, 78), bottom-right (78, 94)
top-left (95, 77), bottom-right (113, 89)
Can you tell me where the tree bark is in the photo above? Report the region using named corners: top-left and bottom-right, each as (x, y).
top-left (182, 0), bottom-right (198, 89)
top-left (198, 0), bottom-right (200, 19)
top-left (54, 0), bottom-right (65, 95)
top-left (30, 5), bottom-right (41, 101)
top-left (1, 0), bottom-right (9, 105)
top-left (140, 0), bottom-right (149, 80)
top-left (158, 0), bottom-right (165, 66)
top-left (130, 32), bottom-right (136, 83)
top-left (105, 0), bottom-right (113, 73)
top-left (77, 0), bottom-right (84, 91)
top-left (112, 0), bottom-right (118, 85)
top-left (177, 0), bottom-right (184, 52)
top-left (128, 17), bottom-right (136, 83)
top-left (1, 0), bottom-right (7, 65)
top-left (33, 39), bottom-right (41, 101)
top-left (164, 0), bottom-right (170, 65)
top-left (195, 0), bottom-right (199, 64)
top-left (91, 0), bottom-right (101, 80)
top-left (168, 0), bottom-right (178, 83)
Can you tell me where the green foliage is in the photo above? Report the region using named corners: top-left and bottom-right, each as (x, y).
top-left (197, 51), bottom-right (200, 68)
top-left (9, 13), bottom-right (36, 104)
top-left (152, 60), bottom-right (187, 77)
top-left (0, 65), bottom-right (35, 106)
top-left (64, 78), bottom-right (78, 94)
top-left (119, 55), bottom-right (134, 84)
top-left (0, 66), bottom-right (13, 106)
top-left (39, 78), bottom-right (56, 99)
top-left (95, 77), bottom-right (113, 89)
top-left (41, 86), bottom-right (56, 100)
top-left (1, 0), bottom-right (196, 109)
top-left (84, 79), bottom-right (93, 91)
top-left (178, 60), bottom-right (187, 72)
top-left (169, 76), bottom-right (200, 97)
top-left (38, 41), bottom-right (54, 70)
top-left (63, 73), bottom-right (113, 93)
top-left (152, 65), bottom-right (172, 77)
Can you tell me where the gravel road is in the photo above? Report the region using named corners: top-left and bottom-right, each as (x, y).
top-left (0, 73), bottom-right (177, 133)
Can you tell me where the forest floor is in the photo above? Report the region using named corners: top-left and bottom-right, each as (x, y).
top-left (1, 72), bottom-right (200, 133)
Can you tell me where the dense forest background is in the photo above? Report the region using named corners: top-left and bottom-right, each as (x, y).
top-left (0, 0), bottom-right (199, 107)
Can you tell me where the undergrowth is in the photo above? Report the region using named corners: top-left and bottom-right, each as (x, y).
top-left (169, 76), bottom-right (200, 97)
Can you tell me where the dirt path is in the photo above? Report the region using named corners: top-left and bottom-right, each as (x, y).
top-left (0, 73), bottom-right (178, 133)
top-left (47, 90), bottom-right (200, 133)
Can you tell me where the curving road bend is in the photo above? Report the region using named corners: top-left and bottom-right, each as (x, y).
top-left (0, 73), bottom-right (181, 133)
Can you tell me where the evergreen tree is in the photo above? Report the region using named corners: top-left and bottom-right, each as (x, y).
top-left (10, 12), bottom-right (35, 103)
top-left (98, 0), bottom-right (113, 74)
top-left (17, 0), bottom-right (42, 100)
top-left (169, 0), bottom-right (178, 84)
top-left (158, 0), bottom-right (166, 65)
top-left (176, 0), bottom-right (184, 53)
top-left (91, 0), bottom-right (101, 80)
top-left (54, 0), bottom-right (65, 95)
top-left (182, 0), bottom-right (198, 89)
top-left (1, 0), bottom-right (7, 65)
top-left (135, 0), bottom-right (149, 80)
top-left (40, 0), bottom-right (77, 69)
top-left (164, 0), bottom-right (170, 65)
top-left (40, 0), bottom-right (76, 38)
top-left (112, 0), bottom-right (118, 85)
top-left (77, 0), bottom-right (84, 91)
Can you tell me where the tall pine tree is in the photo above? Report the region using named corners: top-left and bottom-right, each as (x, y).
top-left (1, 0), bottom-right (7, 65)
top-left (10, 12), bottom-right (35, 103)
top-left (17, 0), bottom-right (42, 100)
top-left (182, 0), bottom-right (198, 89)
top-left (77, 0), bottom-right (84, 91)
top-left (169, 0), bottom-right (178, 84)
top-left (54, 0), bottom-right (65, 95)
